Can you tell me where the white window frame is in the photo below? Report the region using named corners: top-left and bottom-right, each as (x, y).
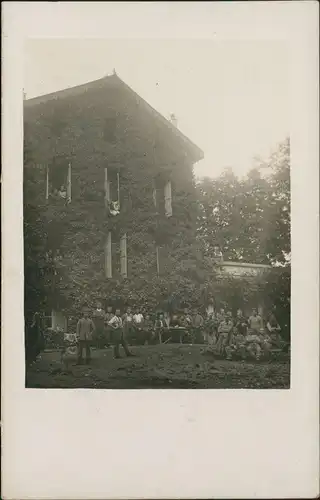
top-left (156, 246), bottom-right (160, 276)
top-left (120, 233), bottom-right (128, 278)
top-left (46, 165), bottom-right (49, 201)
top-left (105, 168), bottom-right (120, 207)
top-left (104, 167), bottom-right (110, 206)
top-left (67, 163), bottom-right (72, 203)
top-left (105, 231), bottom-right (112, 278)
top-left (164, 180), bottom-right (172, 217)
top-left (152, 179), bottom-right (157, 211)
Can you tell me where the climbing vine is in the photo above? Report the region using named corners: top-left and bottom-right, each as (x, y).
top-left (24, 83), bottom-right (214, 314)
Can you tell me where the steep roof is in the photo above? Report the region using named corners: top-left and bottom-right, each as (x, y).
top-left (24, 73), bottom-right (204, 163)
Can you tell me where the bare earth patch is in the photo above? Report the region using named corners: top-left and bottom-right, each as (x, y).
top-left (26, 344), bottom-right (290, 389)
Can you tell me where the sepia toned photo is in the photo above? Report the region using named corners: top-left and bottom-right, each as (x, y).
top-left (24, 39), bottom-right (290, 389)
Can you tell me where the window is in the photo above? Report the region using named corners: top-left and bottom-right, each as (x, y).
top-left (120, 233), bottom-right (128, 277)
top-left (104, 167), bottom-right (110, 203)
top-left (47, 160), bottom-right (72, 203)
top-left (155, 245), bottom-right (171, 276)
top-left (164, 180), bottom-right (172, 217)
top-left (156, 246), bottom-right (161, 276)
top-left (105, 232), bottom-right (128, 278)
top-left (152, 179), bottom-right (158, 211)
top-left (105, 167), bottom-right (120, 214)
top-left (105, 232), bottom-right (112, 278)
top-left (104, 117), bottom-right (117, 143)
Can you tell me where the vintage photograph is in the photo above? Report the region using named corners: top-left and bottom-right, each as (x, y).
top-left (24, 39), bottom-right (290, 389)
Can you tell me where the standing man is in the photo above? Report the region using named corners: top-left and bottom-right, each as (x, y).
top-left (216, 314), bottom-right (233, 357)
top-left (123, 306), bottom-right (134, 343)
top-left (92, 301), bottom-right (106, 349)
top-left (133, 308), bottom-right (144, 326)
top-left (235, 310), bottom-right (248, 337)
top-left (104, 305), bottom-right (114, 347)
top-left (105, 305), bottom-right (114, 324)
top-left (133, 308), bottom-right (144, 345)
top-left (193, 310), bottom-right (204, 344)
top-left (108, 308), bottom-right (134, 359)
top-left (206, 298), bottom-right (215, 320)
top-left (154, 313), bottom-right (165, 344)
top-left (266, 309), bottom-right (284, 349)
top-left (76, 307), bottom-right (96, 365)
top-left (248, 308), bottom-right (263, 334)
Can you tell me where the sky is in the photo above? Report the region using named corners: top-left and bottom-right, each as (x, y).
top-left (24, 38), bottom-right (289, 179)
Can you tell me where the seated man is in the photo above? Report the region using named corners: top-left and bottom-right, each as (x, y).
top-left (61, 332), bottom-right (78, 371)
top-left (225, 327), bottom-right (246, 360)
top-left (181, 309), bottom-right (192, 329)
top-left (258, 328), bottom-right (273, 357)
top-left (206, 316), bottom-right (218, 346)
top-left (266, 312), bottom-right (285, 349)
top-left (170, 314), bottom-right (181, 328)
top-left (245, 331), bottom-right (263, 361)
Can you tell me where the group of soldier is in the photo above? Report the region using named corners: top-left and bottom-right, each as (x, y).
top-left (71, 301), bottom-right (286, 364)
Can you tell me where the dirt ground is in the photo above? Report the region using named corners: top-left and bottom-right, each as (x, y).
top-left (26, 344), bottom-right (290, 389)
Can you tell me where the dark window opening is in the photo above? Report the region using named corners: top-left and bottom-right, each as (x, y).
top-left (104, 117), bottom-right (117, 143)
top-left (47, 157), bottom-right (71, 203)
top-left (49, 164), bottom-right (68, 201)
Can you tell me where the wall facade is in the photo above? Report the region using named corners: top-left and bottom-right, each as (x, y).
top-left (24, 78), bottom-right (203, 314)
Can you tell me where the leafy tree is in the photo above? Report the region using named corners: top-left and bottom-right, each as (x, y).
top-left (197, 138), bottom-right (290, 266)
top-left (196, 138), bottom-right (291, 332)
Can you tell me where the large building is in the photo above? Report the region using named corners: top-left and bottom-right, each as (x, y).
top-left (24, 73), bottom-right (204, 329)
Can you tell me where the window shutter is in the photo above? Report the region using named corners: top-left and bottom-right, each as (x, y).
top-left (46, 165), bottom-right (49, 200)
top-left (156, 246), bottom-right (160, 276)
top-left (67, 163), bottom-right (72, 203)
top-left (120, 233), bottom-right (128, 277)
top-left (164, 180), bottom-right (172, 217)
top-left (105, 232), bottom-right (112, 278)
top-left (152, 180), bottom-right (157, 210)
top-left (104, 167), bottom-right (110, 206)
top-left (117, 172), bottom-right (120, 206)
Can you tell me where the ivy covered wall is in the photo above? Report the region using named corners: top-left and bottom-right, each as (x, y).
top-left (24, 76), bottom-right (210, 314)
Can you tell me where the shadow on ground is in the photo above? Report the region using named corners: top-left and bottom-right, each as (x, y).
top-left (26, 344), bottom-right (290, 389)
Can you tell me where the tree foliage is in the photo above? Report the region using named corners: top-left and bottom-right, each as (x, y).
top-left (197, 138), bottom-right (291, 329)
top-left (197, 138), bottom-right (290, 266)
